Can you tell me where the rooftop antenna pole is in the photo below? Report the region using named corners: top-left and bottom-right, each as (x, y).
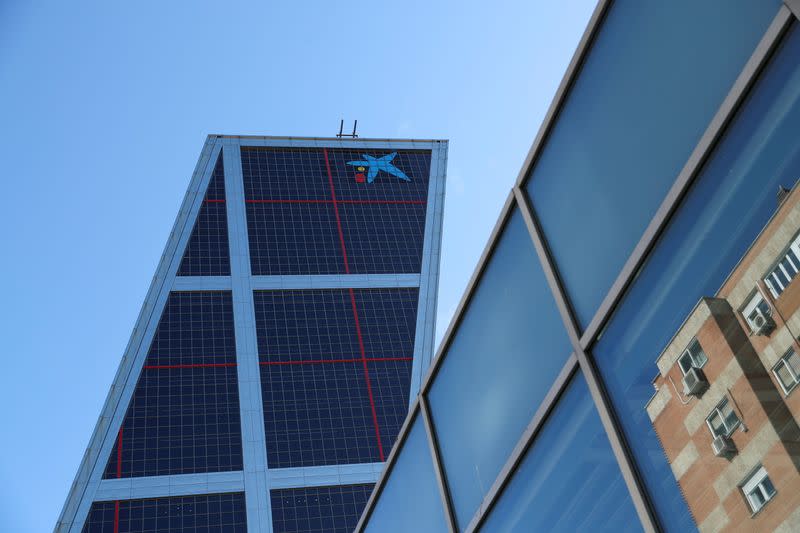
top-left (336, 119), bottom-right (359, 139)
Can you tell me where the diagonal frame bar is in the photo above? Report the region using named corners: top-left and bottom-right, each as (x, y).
top-left (514, 187), bottom-right (661, 533)
top-left (355, 191), bottom-right (518, 532)
top-left (355, 5), bottom-right (799, 532)
top-left (464, 353), bottom-right (578, 532)
top-left (353, 399), bottom-right (422, 532)
top-left (421, 397), bottom-right (458, 533)
top-left (785, 0), bottom-right (800, 20)
top-left (578, 5), bottom-right (795, 350)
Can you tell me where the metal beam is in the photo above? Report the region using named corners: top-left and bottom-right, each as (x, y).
top-left (514, 187), bottom-right (661, 533)
top-left (421, 397), bottom-right (458, 533)
top-left (420, 190), bottom-right (517, 397)
top-left (784, 0), bottom-right (800, 20)
top-left (579, 5), bottom-right (795, 349)
top-left (354, 399), bottom-right (422, 532)
top-left (513, 0), bottom-right (612, 189)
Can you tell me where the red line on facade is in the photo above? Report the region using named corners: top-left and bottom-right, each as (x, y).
top-left (259, 356), bottom-right (412, 366)
top-left (323, 148), bottom-right (351, 273)
top-left (113, 500), bottom-right (120, 533)
top-left (244, 199), bottom-right (424, 205)
top-left (323, 148), bottom-right (385, 461)
top-left (349, 288), bottom-right (385, 461)
top-left (142, 363), bottom-right (237, 370)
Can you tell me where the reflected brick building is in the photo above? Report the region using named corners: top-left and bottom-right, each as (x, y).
top-left (648, 185), bottom-right (800, 532)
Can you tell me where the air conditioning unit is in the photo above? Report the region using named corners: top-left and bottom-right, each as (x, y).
top-left (752, 308), bottom-right (775, 336)
top-left (712, 434), bottom-right (736, 457)
top-left (682, 367), bottom-right (709, 397)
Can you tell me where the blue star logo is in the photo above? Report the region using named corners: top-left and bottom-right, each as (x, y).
top-left (347, 152), bottom-right (411, 183)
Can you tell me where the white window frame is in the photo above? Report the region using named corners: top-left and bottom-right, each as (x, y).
top-left (764, 233), bottom-right (800, 298)
top-left (742, 291), bottom-right (771, 332)
top-left (741, 465), bottom-right (776, 514)
top-left (773, 349), bottom-right (800, 395)
top-left (677, 338), bottom-right (708, 375)
top-left (705, 397), bottom-right (740, 438)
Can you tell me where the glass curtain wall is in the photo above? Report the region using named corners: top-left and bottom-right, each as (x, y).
top-left (359, 4), bottom-right (800, 533)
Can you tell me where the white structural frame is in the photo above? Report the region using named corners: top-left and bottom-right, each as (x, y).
top-left (56, 135), bottom-right (447, 532)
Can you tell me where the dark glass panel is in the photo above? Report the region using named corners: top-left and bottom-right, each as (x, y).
top-left (103, 366), bottom-right (242, 478)
top-left (178, 153), bottom-right (231, 276)
top-left (102, 292), bottom-right (241, 479)
top-left (83, 493), bottom-right (246, 532)
top-left (242, 147), bottom-right (431, 275)
top-left (270, 484), bottom-right (373, 533)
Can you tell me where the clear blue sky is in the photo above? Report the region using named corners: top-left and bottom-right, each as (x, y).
top-left (0, 1), bottom-right (595, 530)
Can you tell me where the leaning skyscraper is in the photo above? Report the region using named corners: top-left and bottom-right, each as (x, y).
top-left (57, 135), bottom-right (447, 532)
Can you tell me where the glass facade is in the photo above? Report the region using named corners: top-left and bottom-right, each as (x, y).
top-left (59, 138), bottom-right (447, 532)
top-left (359, 4), bottom-right (800, 533)
top-left (62, 4), bottom-right (800, 532)
top-left (83, 493), bottom-right (247, 533)
top-left (102, 291), bottom-right (242, 479)
top-left (526, 0), bottom-right (780, 327)
top-left (480, 373), bottom-right (641, 533)
top-left (364, 415), bottom-right (449, 533)
top-left (270, 485), bottom-right (374, 533)
top-left (178, 153), bottom-right (230, 276)
top-left (427, 209), bottom-right (571, 527)
top-left (242, 147), bottom-right (431, 276)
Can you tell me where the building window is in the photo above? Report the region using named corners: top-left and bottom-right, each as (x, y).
top-left (742, 292), bottom-right (771, 331)
top-left (706, 398), bottom-right (740, 438)
top-left (764, 235), bottom-right (800, 298)
top-left (741, 466), bottom-right (776, 514)
top-left (773, 349), bottom-right (800, 394)
top-left (678, 338), bottom-right (708, 375)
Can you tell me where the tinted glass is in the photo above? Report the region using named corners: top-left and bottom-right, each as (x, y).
top-left (255, 288), bottom-right (418, 467)
top-left (480, 373), bottom-right (642, 532)
top-left (526, 0), bottom-right (780, 327)
top-left (270, 484), bottom-right (373, 533)
top-left (428, 209), bottom-right (572, 527)
top-left (593, 27), bottom-right (800, 532)
top-left (242, 147), bottom-right (431, 275)
top-left (365, 416), bottom-right (449, 533)
top-left (102, 292), bottom-right (242, 478)
top-left (178, 153), bottom-right (231, 276)
top-left (83, 493), bottom-right (246, 533)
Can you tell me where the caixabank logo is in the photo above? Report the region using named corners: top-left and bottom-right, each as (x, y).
top-left (347, 152), bottom-right (411, 183)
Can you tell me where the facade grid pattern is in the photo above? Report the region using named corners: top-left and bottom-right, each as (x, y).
top-left (242, 147), bottom-right (431, 275)
top-left (82, 493), bottom-right (246, 533)
top-left (178, 153), bottom-right (230, 277)
top-left (57, 136), bottom-right (447, 533)
top-left (255, 288), bottom-right (417, 468)
top-left (270, 484), bottom-right (374, 533)
top-left (102, 291), bottom-right (243, 479)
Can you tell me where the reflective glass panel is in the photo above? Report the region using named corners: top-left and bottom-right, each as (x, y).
top-left (480, 373), bottom-right (642, 533)
top-left (428, 209), bottom-right (572, 527)
top-left (365, 415), bottom-right (449, 533)
top-left (527, 0), bottom-right (780, 326)
top-left (593, 26), bottom-right (800, 532)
